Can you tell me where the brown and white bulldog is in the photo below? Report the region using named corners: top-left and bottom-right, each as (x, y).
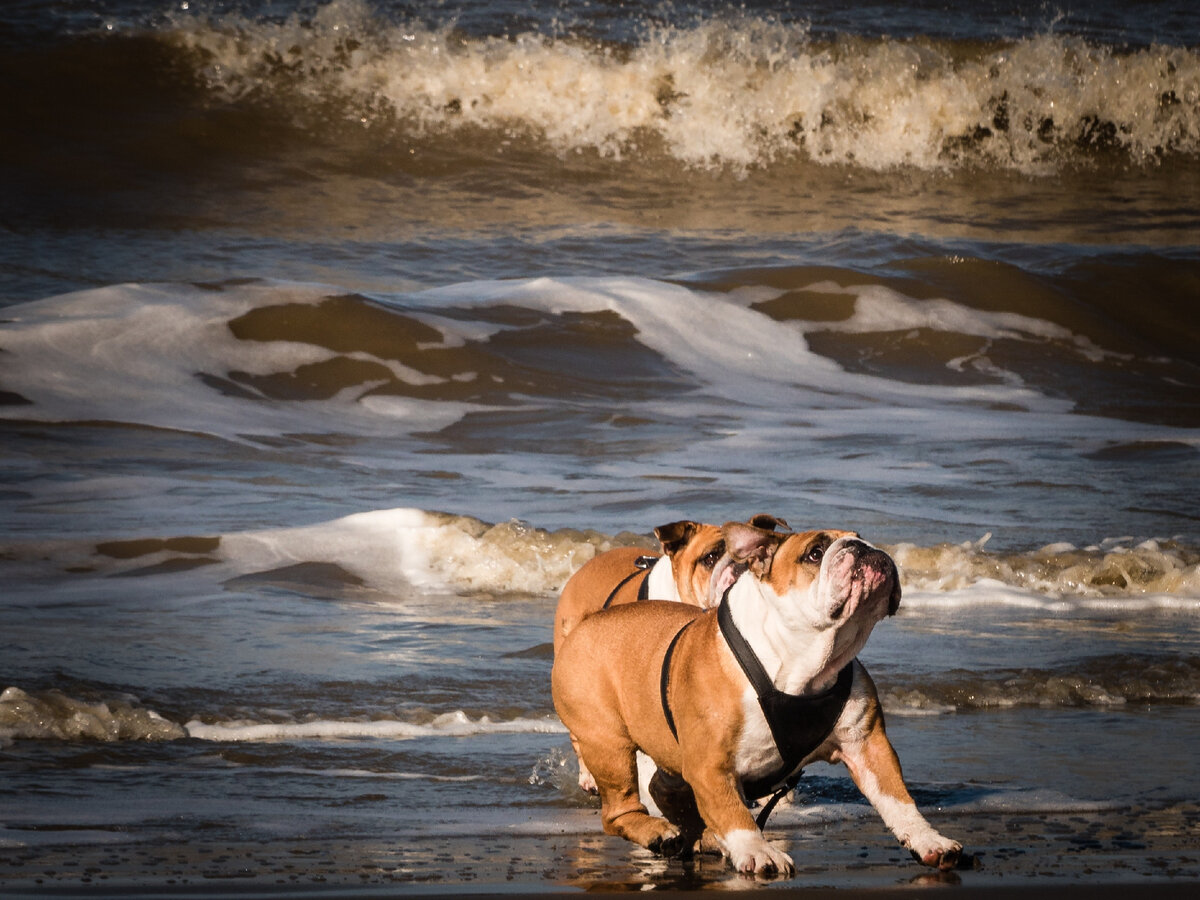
top-left (551, 520), bottom-right (962, 877)
top-left (554, 515), bottom-right (788, 792)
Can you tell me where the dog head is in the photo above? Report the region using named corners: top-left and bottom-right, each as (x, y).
top-left (655, 514), bottom-right (790, 609)
top-left (719, 520), bottom-right (901, 648)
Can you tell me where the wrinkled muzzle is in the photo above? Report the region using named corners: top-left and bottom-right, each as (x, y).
top-left (824, 539), bottom-right (901, 621)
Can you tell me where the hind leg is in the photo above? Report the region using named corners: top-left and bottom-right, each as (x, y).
top-left (648, 768), bottom-right (705, 854)
top-left (569, 734), bottom-right (598, 793)
top-left (579, 739), bottom-right (689, 857)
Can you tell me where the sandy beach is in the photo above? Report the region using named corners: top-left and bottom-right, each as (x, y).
top-left (5, 799), bottom-right (1198, 897)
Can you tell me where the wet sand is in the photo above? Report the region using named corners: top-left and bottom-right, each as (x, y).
top-left (4, 801), bottom-right (1197, 897)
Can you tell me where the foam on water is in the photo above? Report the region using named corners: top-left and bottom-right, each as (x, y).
top-left (0, 275), bottom-right (1088, 447)
top-left (0, 281), bottom-right (486, 439)
top-left (203, 514), bottom-right (1200, 600)
top-left (894, 534), bottom-right (1200, 599)
top-left (183, 710), bottom-right (567, 743)
top-left (162, 0), bottom-right (1200, 172)
top-left (8, 274), bottom-right (1193, 463)
top-left (220, 507), bottom-right (627, 595)
top-left (0, 686), bottom-right (186, 746)
top-left (406, 275), bottom-right (1077, 413)
top-left (4, 503), bottom-right (1197, 601)
top-left (796, 281), bottom-right (1117, 363)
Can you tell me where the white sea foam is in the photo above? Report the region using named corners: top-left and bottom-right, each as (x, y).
top-left (166, 0), bottom-right (1200, 172)
top-left (0, 281), bottom-right (487, 440)
top-left (403, 275), bottom-right (1065, 412)
top-left (183, 710), bottom-right (566, 743)
top-left (7, 275), bottom-right (1190, 457)
top-left (7, 502), bottom-right (1195, 602)
top-left (219, 507), bottom-right (608, 595)
top-left (0, 686), bottom-right (186, 746)
top-left (795, 281), bottom-right (1118, 364)
top-left (893, 533), bottom-right (1200, 600)
top-left (0, 684), bottom-right (566, 747)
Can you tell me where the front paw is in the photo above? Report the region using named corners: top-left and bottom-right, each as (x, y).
top-left (907, 833), bottom-right (962, 870)
top-left (722, 828), bottom-right (795, 877)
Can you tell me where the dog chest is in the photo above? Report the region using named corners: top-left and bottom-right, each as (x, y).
top-left (734, 687), bottom-right (787, 782)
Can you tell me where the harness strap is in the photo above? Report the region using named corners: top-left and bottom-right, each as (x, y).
top-left (658, 618), bottom-right (693, 741)
top-left (717, 593), bottom-right (856, 803)
top-left (600, 555), bottom-right (658, 610)
top-left (755, 769), bottom-right (805, 831)
top-left (656, 592), bottom-right (855, 832)
top-left (716, 590), bottom-right (774, 696)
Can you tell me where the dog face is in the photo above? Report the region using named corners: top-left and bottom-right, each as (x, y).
top-left (653, 520), bottom-right (727, 608)
top-left (721, 522), bottom-right (901, 657)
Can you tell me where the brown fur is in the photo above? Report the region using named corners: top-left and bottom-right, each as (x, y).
top-left (552, 601), bottom-right (754, 852)
top-left (553, 521), bottom-right (724, 656)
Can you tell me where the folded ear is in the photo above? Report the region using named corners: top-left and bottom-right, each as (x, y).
top-left (747, 513), bottom-right (790, 533)
top-left (721, 521), bottom-right (785, 577)
top-left (653, 520), bottom-right (701, 558)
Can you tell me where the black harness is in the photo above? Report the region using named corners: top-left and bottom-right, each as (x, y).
top-left (659, 594), bottom-right (855, 826)
top-left (600, 555), bottom-right (658, 609)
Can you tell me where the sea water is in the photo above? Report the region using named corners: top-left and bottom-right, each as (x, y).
top-left (1, 0), bottom-right (1198, 891)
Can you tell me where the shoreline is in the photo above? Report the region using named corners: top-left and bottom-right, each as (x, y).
top-left (4, 801), bottom-right (1197, 898)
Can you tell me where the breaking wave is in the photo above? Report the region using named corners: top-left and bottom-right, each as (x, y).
top-left (70, 0), bottom-right (1200, 174)
top-left (883, 654), bottom-right (1200, 714)
top-left (3, 508), bottom-right (1196, 601)
top-left (0, 686), bottom-right (186, 746)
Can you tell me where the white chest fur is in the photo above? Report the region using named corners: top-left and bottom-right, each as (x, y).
top-left (645, 556), bottom-right (681, 601)
top-left (733, 687), bottom-right (785, 783)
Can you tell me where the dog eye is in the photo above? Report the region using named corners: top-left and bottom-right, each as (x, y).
top-left (804, 543), bottom-right (826, 564)
top-left (700, 542), bottom-right (725, 568)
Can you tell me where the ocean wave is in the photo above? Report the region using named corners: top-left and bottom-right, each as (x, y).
top-left (0, 685), bottom-right (566, 747)
top-left (224, 515), bottom-right (1200, 600)
top-left (157, 0), bottom-right (1200, 173)
top-left (0, 686), bottom-right (186, 746)
top-left (893, 533), bottom-right (1200, 599)
top-left (882, 654), bottom-right (1200, 714)
top-left (4, 506), bottom-right (1196, 602)
top-left (219, 508), bottom-right (641, 597)
top-left (8, 655), bottom-right (1195, 750)
top-left (3, 271), bottom-right (1194, 446)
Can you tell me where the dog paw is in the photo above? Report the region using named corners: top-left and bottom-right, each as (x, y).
top-left (576, 760), bottom-right (598, 794)
top-left (646, 823), bottom-right (685, 857)
top-left (907, 834), bottom-right (963, 871)
top-left (722, 829), bottom-right (795, 877)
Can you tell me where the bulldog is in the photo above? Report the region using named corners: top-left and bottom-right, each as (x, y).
top-left (551, 520), bottom-right (962, 876)
top-left (554, 515), bottom-right (787, 793)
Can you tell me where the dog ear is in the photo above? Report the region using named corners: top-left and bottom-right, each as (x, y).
top-left (747, 513), bottom-right (790, 533)
top-left (722, 521), bottom-right (784, 576)
top-left (654, 520), bottom-right (700, 557)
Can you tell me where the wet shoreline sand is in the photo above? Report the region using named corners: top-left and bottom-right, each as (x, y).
top-left (5, 801), bottom-right (1197, 898)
